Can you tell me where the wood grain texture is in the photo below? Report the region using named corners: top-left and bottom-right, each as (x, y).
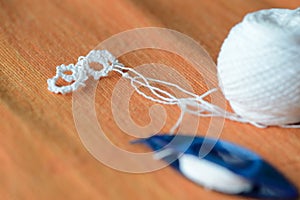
top-left (1, 0), bottom-right (300, 199)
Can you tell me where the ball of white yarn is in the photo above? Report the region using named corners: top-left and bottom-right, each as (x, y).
top-left (217, 7), bottom-right (300, 126)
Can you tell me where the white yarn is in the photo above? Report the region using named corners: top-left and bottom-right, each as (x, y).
top-left (48, 50), bottom-right (258, 130)
top-left (179, 154), bottom-right (252, 194)
top-left (48, 8), bottom-right (300, 128)
top-left (47, 48), bottom-right (299, 129)
top-left (218, 7), bottom-right (300, 127)
top-left (153, 149), bottom-right (252, 194)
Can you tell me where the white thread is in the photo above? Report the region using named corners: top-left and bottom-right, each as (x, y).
top-left (48, 50), bottom-right (272, 129)
top-left (47, 48), bottom-right (299, 129)
top-left (218, 7), bottom-right (300, 127)
top-left (179, 154), bottom-right (253, 194)
top-left (153, 148), bottom-right (253, 194)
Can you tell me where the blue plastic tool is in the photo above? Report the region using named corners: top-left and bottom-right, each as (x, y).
top-left (132, 134), bottom-right (298, 199)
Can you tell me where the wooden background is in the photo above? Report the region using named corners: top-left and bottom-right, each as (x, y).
top-left (1, 0), bottom-right (300, 199)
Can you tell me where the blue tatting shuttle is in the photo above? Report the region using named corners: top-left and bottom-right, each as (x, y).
top-left (132, 134), bottom-right (299, 199)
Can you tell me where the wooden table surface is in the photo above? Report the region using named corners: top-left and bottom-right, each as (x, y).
top-left (1, 0), bottom-right (300, 199)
